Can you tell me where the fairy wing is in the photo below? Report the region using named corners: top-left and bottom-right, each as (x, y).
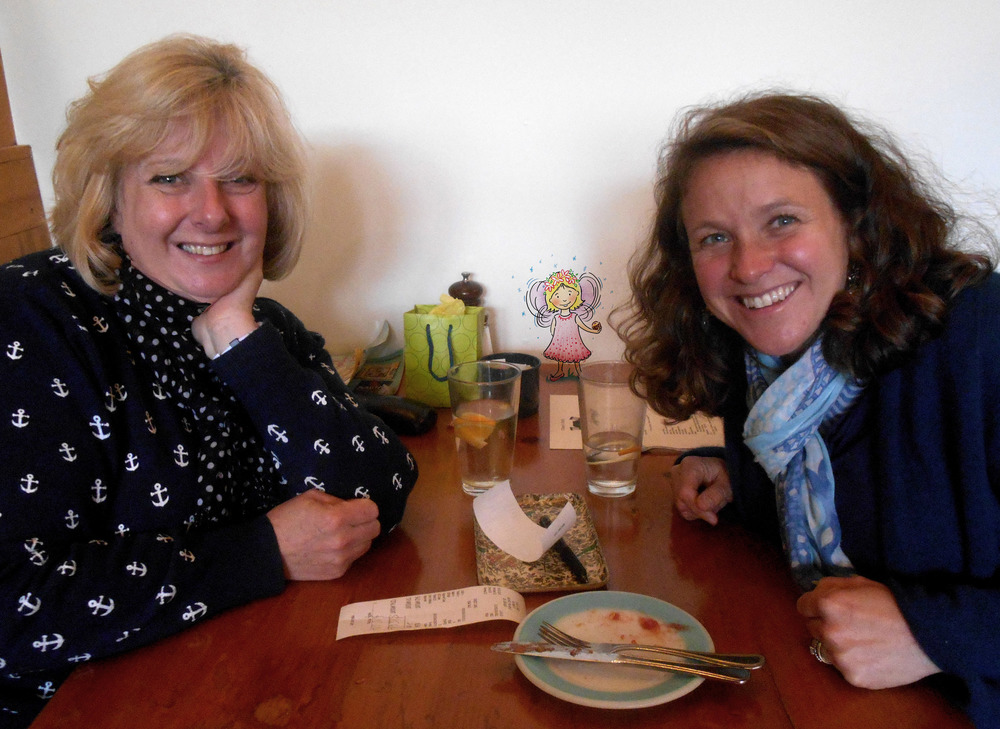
top-left (575, 272), bottom-right (603, 322)
top-left (525, 280), bottom-right (555, 326)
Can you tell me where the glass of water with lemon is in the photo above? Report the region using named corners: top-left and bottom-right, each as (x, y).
top-left (447, 361), bottom-right (521, 495)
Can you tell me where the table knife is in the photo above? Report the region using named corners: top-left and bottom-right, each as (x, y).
top-left (491, 641), bottom-right (751, 683)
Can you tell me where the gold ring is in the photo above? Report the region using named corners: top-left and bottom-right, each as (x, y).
top-left (809, 638), bottom-right (832, 665)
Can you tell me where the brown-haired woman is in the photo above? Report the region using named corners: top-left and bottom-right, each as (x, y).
top-left (620, 92), bottom-right (999, 728)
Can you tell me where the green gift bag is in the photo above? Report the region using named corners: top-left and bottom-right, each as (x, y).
top-left (403, 305), bottom-right (485, 407)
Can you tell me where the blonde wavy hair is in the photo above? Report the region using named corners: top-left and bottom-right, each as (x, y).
top-left (51, 34), bottom-right (307, 294)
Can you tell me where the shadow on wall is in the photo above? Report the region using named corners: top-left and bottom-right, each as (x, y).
top-left (261, 143), bottom-right (405, 353)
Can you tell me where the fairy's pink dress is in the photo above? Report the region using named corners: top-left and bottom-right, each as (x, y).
top-left (543, 311), bottom-right (592, 363)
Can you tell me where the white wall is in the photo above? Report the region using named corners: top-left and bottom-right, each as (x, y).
top-left (3, 0), bottom-right (999, 361)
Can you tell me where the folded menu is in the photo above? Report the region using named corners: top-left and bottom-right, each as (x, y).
top-left (549, 394), bottom-right (723, 452)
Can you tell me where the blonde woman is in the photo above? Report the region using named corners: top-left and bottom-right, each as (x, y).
top-left (0, 35), bottom-right (416, 726)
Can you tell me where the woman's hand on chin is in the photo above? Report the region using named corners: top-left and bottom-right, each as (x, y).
top-left (192, 267), bottom-right (263, 358)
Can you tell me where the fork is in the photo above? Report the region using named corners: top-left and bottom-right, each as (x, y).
top-left (538, 621), bottom-right (765, 670)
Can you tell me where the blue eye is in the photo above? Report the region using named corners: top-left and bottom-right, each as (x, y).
top-left (222, 176), bottom-right (260, 194)
top-left (150, 174), bottom-right (182, 185)
top-left (696, 232), bottom-right (729, 248)
top-left (772, 214), bottom-right (797, 227)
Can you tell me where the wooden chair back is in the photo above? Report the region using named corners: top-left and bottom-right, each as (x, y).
top-left (0, 47), bottom-right (51, 265)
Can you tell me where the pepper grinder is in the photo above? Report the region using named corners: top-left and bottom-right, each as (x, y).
top-left (448, 272), bottom-right (484, 307)
top-left (448, 272), bottom-right (492, 354)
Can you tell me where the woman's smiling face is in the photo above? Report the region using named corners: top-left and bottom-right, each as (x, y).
top-left (682, 150), bottom-right (850, 359)
top-left (113, 124), bottom-right (268, 304)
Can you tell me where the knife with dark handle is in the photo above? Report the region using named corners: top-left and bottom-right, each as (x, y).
top-left (491, 642), bottom-right (752, 683)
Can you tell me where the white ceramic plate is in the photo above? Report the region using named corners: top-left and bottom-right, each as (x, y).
top-left (513, 591), bottom-right (713, 709)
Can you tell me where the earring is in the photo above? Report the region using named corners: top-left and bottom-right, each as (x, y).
top-left (846, 265), bottom-right (861, 292)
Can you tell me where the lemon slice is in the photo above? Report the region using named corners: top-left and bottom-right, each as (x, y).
top-left (453, 412), bottom-right (496, 449)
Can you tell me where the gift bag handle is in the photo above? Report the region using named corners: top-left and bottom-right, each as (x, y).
top-left (426, 323), bottom-right (455, 382)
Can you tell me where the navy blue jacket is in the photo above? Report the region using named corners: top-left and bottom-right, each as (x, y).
top-left (0, 250), bottom-right (417, 727)
top-left (706, 273), bottom-right (1000, 728)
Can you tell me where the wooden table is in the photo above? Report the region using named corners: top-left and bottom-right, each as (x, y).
top-left (32, 375), bottom-right (972, 728)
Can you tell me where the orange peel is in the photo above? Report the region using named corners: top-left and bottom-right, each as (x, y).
top-left (453, 412), bottom-right (497, 449)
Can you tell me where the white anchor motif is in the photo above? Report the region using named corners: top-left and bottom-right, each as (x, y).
top-left (182, 602), bottom-right (208, 622)
top-left (20, 474), bottom-right (39, 494)
top-left (113, 383), bottom-right (128, 402)
top-left (126, 561), bottom-right (147, 577)
top-left (156, 534), bottom-right (174, 543)
top-left (56, 560), bottom-right (77, 576)
top-left (91, 479), bottom-right (107, 503)
top-left (6, 341), bottom-right (24, 360)
top-left (156, 584), bottom-right (177, 604)
top-left (49, 252), bottom-right (69, 263)
top-left (89, 415), bottom-right (111, 440)
top-left (372, 426), bottom-right (389, 445)
top-left (64, 510), bottom-right (79, 529)
top-left (104, 388), bottom-right (117, 412)
top-left (115, 524), bottom-right (130, 537)
top-left (354, 486), bottom-right (371, 499)
top-left (344, 392), bottom-right (358, 408)
top-left (406, 453), bottom-right (415, 470)
top-left (304, 476), bottom-right (325, 491)
top-left (124, 452), bottom-right (139, 471)
top-left (392, 473), bottom-right (404, 491)
top-left (24, 538), bottom-right (47, 565)
top-left (145, 411), bottom-right (156, 433)
top-left (11, 409), bottom-right (29, 428)
top-left (32, 634), bottom-right (64, 652)
top-left (60, 280), bottom-right (75, 293)
top-left (51, 378), bottom-right (69, 397)
top-left (87, 595), bottom-right (115, 616)
top-left (91, 316), bottom-right (109, 333)
top-left (17, 593), bottom-right (41, 616)
top-left (267, 424), bottom-right (288, 443)
top-left (351, 435), bottom-right (365, 453)
top-left (310, 390), bottom-right (327, 406)
top-left (313, 439), bottom-right (330, 455)
top-left (36, 682), bottom-right (57, 700)
top-left (59, 443), bottom-right (77, 461)
top-left (68, 654), bottom-right (92, 663)
top-left (150, 483), bottom-right (169, 507)
top-left (173, 444), bottom-right (189, 467)
top-left (179, 549), bottom-right (196, 562)
top-left (151, 383), bottom-right (167, 400)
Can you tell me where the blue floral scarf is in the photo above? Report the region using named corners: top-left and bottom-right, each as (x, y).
top-left (743, 339), bottom-right (863, 589)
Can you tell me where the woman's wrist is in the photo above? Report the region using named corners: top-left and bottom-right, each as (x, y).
top-left (211, 322), bottom-right (260, 359)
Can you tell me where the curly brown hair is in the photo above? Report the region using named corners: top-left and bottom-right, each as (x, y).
top-left (617, 92), bottom-right (997, 422)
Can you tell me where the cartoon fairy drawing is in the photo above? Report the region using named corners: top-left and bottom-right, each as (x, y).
top-left (525, 269), bottom-right (603, 381)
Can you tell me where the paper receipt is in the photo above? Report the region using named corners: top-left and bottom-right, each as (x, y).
top-left (336, 585), bottom-right (526, 639)
top-left (473, 481), bottom-right (576, 562)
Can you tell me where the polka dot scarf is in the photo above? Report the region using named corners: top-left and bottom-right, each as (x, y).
top-left (113, 254), bottom-right (281, 526)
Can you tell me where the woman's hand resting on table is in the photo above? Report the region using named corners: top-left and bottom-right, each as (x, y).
top-left (267, 490), bottom-right (381, 580)
top-left (797, 575), bottom-right (941, 688)
top-left (670, 455), bottom-right (733, 525)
